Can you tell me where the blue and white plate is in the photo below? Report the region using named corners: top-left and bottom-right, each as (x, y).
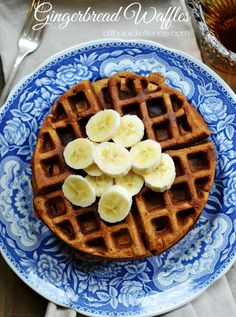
top-left (0, 39), bottom-right (236, 317)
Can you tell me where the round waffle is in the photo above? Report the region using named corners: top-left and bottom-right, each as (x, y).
top-left (32, 72), bottom-right (216, 260)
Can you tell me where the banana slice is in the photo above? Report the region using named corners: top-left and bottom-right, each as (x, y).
top-left (84, 163), bottom-right (103, 176)
top-left (94, 142), bottom-right (132, 177)
top-left (144, 153), bottom-right (176, 192)
top-left (112, 114), bottom-right (144, 147)
top-left (85, 174), bottom-right (114, 197)
top-left (130, 140), bottom-right (161, 175)
top-left (64, 138), bottom-right (94, 169)
top-left (115, 170), bottom-right (144, 196)
top-left (86, 109), bottom-right (121, 142)
top-left (84, 142), bottom-right (102, 176)
top-left (98, 185), bottom-right (132, 223)
top-left (62, 175), bottom-right (96, 207)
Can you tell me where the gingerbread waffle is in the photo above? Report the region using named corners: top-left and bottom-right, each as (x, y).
top-left (32, 72), bottom-right (215, 260)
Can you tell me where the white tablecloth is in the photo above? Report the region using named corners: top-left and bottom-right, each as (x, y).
top-left (0, 1), bottom-right (236, 317)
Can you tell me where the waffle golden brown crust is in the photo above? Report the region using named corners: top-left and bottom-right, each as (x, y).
top-left (32, 72), bottom-right (215, 260)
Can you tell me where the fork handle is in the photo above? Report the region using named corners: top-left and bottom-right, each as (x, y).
top-left (0, 51), bottom-right (28, 108)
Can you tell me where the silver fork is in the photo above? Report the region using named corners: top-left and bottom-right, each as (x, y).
top-left (0, 0), bottom-right (49, 107)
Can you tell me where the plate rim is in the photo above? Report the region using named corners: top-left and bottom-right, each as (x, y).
top-left (1, 38), bottom-right (236, 114)
top-left (0, 38), bottom-right (236, 317)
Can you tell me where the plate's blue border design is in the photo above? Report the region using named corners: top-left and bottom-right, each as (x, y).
top-left (0, 39), bottom-right (236, 317)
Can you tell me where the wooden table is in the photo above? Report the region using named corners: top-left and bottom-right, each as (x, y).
top-left (0, 254), bottom-right (48, 317)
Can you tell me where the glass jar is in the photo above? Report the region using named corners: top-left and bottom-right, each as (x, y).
top-left (185, 0), bottom-right (236, 92)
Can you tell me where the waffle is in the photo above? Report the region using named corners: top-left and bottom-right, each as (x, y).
top-left (32, 72), bottom-right (215, 260)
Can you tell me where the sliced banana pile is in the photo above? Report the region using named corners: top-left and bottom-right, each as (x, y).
top-left (62, 109), bottom-right (176, 223)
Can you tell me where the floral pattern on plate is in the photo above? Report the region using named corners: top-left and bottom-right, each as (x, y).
top-left (0, 39), bottom-right (235, 316)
